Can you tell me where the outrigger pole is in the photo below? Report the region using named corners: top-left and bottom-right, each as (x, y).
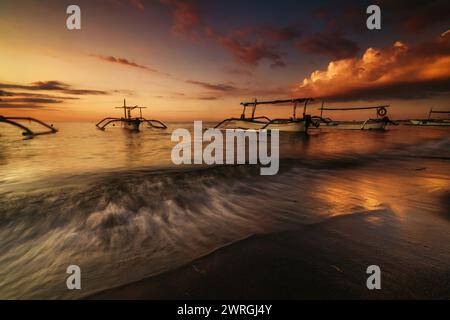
top-left (0, 116), bottom-right (58, 137)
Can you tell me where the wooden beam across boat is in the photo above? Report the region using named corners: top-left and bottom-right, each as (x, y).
top-left (240, 98), bottom-right (314, 119)
top-left (240, 97), bottom-right (313, 107)
top-left (318, 105), bottom-right (390, 111)
top-left (429, 110), bottom-right (450, 114)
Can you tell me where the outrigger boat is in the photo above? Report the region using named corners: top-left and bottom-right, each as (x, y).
top-left (0, 115), bottom-right (58, 137)
top-left (214, 98), bottom-right (315, 133)
top-left (314, 105), bottom-right (394, 130)
top-left (96, 99), bottom-right (167, 131)
top-left (408, 108), bottom-right (450, 126)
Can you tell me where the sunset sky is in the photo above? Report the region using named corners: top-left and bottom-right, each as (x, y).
top-left (0, 0), bottom-right (449, 121)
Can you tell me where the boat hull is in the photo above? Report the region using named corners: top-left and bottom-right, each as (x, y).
top-left (122, 119), bottom-right (141, 131)
top-left (408, 120), bottom-right (450, 126)
top-left (223, 120), bottom-right (268, 130)
top-left (264, 121), bottom-right (307, 132)
top-left (219, 119), bottom-right (308, 132)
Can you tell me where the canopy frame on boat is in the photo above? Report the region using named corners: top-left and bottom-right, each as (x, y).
top-left (240, 97), bottom-right (314, 120)
top-left (428, 107), bottom-right (450, 120)
top-left (214, 97), bottom-right (314, 131)
top-left (318, 105), bottom-right (390, 118)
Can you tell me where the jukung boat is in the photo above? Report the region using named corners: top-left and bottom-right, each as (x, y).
top-left (214, 98), bottom-right (315, 133)
top-left (314, 105), bottom-right (394, 130)
top-left (408, 108), bottom-right (450, 126)
top-left (0, 115), bottom-right (58, 137)
top-left (96, 99), bottom-right (167, 131)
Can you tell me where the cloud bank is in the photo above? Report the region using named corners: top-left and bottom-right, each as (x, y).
top-left (294, 33), bottom-right (450, 101)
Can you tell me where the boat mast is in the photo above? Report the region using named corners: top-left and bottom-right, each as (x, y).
top-left (251, 98), bottom-right (257, 119)
top-left (302, 99), bottom-right (309, 117)
top-left (293, 102), bottom-right (298, 119)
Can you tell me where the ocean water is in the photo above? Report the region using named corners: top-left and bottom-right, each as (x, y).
top-left (0, 122), bottom-right (449, 299)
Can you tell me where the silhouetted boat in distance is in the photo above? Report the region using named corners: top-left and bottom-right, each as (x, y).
top-left (214, 98), bottom-right (315, 133)
top-left (96, 99), bottom-right (167, 132)
top-left (313, 105), bottom-right (395, 130)
top-left (408, 108), bottom-right (450, 126)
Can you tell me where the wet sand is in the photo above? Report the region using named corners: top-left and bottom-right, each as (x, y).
top-left (90, 203), bottom-right (450, 299)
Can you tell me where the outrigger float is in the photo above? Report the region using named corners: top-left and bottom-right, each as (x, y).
top-left (408, 108), bottom-right (450, 126)
top-left (96, 99), bottom-right (167, 131)
top-left (0, 116), bottom-right (58, 137)
top-left (313, 105), bottom-right (395, 130)
top-left (214, 98), bottom-right (315, 133)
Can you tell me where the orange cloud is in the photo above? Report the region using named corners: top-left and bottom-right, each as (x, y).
top-left (294, 33), bottom-right (450, 101)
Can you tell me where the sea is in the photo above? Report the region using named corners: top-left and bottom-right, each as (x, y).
top-left (0, 122), bottom-right (449, 299)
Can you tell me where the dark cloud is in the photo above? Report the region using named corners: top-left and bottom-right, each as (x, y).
top-left (0, 98), bottom-right (63, 104)
top-left (0, 90), bottom-right (14, 96)
top-left (260, 25), bottom-right (302, 41)
top-left (314, 1), bottom-right (450, 35)
top-left (0, 103), bottom-right (48, 109)
top-left (312, 4), bottom-right (365, 34)
top-left (160, 0), bottom-right (203, 40)
top-left (186, 80), bottom-right (239, 92)
top-left (296, 30), bottom-right (360, 59)
top-left (30, 80), bottom-right (68, 91)
top-left (184, 78), bottom-right (289, 101)
top-left (206, 28), bottom-right (286, 68)
top-left (195, 96), bottom-right (219, 100)
top-left (0, 80), bottom-right (112, 110)
top-left (322, 78), bottom-right (450, 102)
top-left (91, 54), bottom-right (170, 76)
top-left (379, 0), bottom-right (450, 33)
top-left (129, 0), bottom-right (144, 11)
top-left (160, 2), bottom-right (297, 67)
top-left (0, 90), bottom-right (79, 100)
top-left (0, 81), bottom-right (108, 95)
top-left (112, 0), bottom-right (145, 11)
top-left (222, 66), bottom-right (253, 76)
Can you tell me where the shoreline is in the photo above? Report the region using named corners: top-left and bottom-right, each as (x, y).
top-left (89, 207), bottom-right (450, 300)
